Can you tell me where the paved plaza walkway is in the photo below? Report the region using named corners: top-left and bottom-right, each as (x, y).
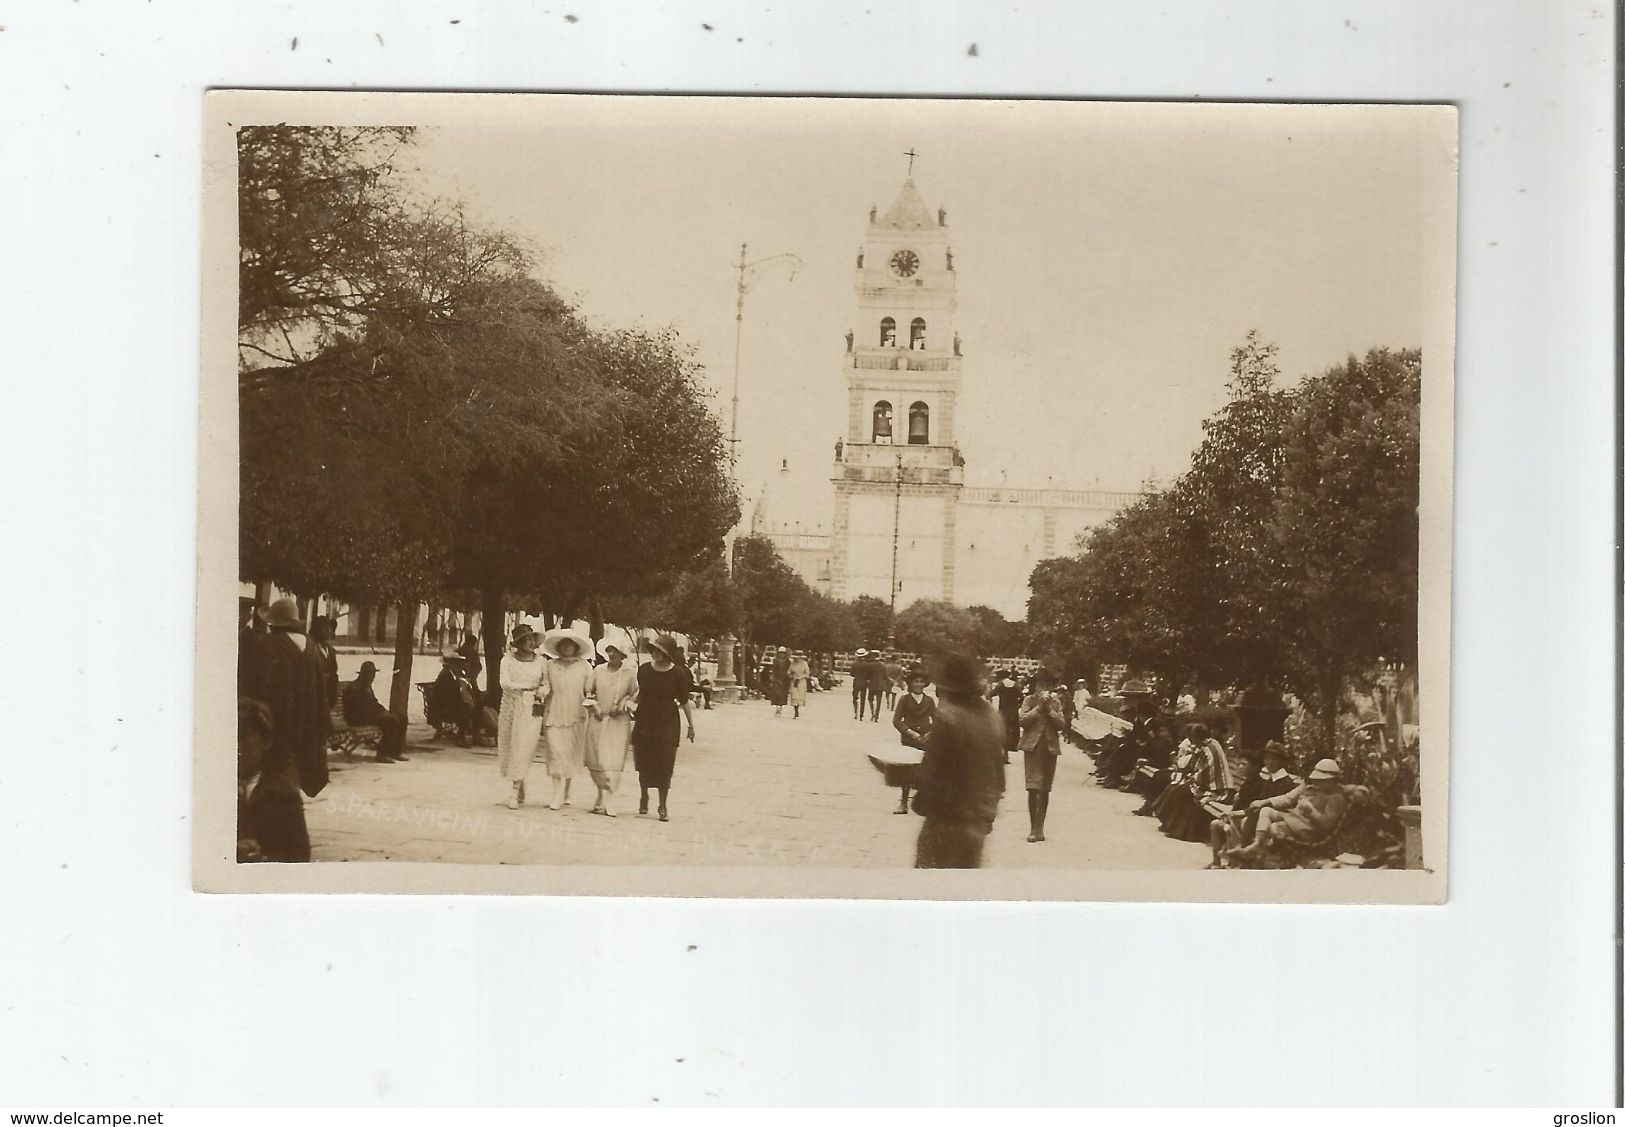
top-left (306, 683), bottom-right (1209, 870)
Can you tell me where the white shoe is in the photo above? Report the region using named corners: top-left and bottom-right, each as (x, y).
top-left (506, 794), bottom-right (519, 810)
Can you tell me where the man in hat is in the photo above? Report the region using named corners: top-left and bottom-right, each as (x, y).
top-left (342, 660), bottom-right (409, 762)
top-left (1206, 740), bottom-right (1298, 867)
top-left (1227, 757), bottom-right (1353, 866)
top-left (238, 597), bottom-right (329, 862)
top-left (430, 654), bottom-right (484, 747)
top-left (850, 649), bottom-right (871, 720)
top-left (912, 654), bottom-right (1004, 869)
top-left (310, 615), bottom-right (340, 711)
top-left (864, 650), bottom-right (887, 722)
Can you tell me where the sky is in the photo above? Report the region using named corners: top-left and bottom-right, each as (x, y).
top-left (403, 97), bottom-right (1449, 531)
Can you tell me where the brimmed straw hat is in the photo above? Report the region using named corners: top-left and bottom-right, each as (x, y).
top-left (597, 628), bottom-right (633, 661)
top-left (510, 623), bottom-right (538, 647)
top-left (1308, 758), bottom-right (1342, 780)
top-left (541, 626), bottom-right (592, 660)
top-left (646, 634), bottom-right (680, 662)
top-left (855, 647), bottom-right (868, 658)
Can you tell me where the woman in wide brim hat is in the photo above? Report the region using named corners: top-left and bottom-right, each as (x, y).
top-left (495, 622), bottom-right (546, 808)
top-left (541, 626), bottom-right (593, 661)
top-left (631, 633), bottom-right (695, 822)
top-left (585, 631), bottom-right (637, 816)
top-left (538, 627), bottom-right (594, 809)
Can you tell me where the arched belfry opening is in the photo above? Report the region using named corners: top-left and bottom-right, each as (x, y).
top-left (880, 317), bottom-right (896, 347)
top-left (908, 401), bottom-right (930, 445)
top-left (910, 317), bottom-right (926, 350)
top-left (872, 400), bottom-right (894, 443)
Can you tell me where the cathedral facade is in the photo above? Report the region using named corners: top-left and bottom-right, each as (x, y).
top-left (756, 175), bottom-right (1142, 621)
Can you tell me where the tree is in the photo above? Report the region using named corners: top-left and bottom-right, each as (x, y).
top-left (849, 595), bottom-right (893, 648)
top-left (892, 599), bottom-right (979, 658)
top-left (1273, 348), bottom-right (1421, 747)
top-left (238, 125), bottom-right (419, 359)
top-left (965, 604), bottom-right (1028, 658)
top-left (730, 536), bottom-right (814, 683)
top-left (1173, 328), bottom-right (1296, 687)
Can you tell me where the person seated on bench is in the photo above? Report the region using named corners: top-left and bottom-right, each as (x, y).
top-left (1125, 717), bottom-right (1177, 797)
top-left (342, 661), bottom-right (408, 762)
top-left (1225, 757), bottom-right (1351, 867)
top-left (1135, 724), bottom-right (1197, 817)
top-left (1155, 723), bottom-right (1235, 842)
top-left (430, 654), bottom-right (484, 747)
top-left (1206, 740), bottom-right (1298, 867)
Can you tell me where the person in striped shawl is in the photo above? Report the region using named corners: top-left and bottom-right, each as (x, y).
top-left (1156, 723), bottom-right (1237, 843)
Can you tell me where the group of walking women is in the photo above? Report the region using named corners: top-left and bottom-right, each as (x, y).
top-left (766, 646), bottom-right (811, 719)
top-left (493, 624), bottom-right (696, 822)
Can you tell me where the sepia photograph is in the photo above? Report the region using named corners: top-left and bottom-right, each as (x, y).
top-left (198, 91), bottom-right (1455, 900)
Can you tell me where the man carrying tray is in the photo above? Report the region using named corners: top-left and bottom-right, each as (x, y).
top-left (867, 667), bottom-right (935, 813)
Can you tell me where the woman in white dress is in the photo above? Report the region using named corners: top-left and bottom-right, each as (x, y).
top-left (540, 626), bottom-right (593, 810)
top-left (496, 623), bottom-right (546, 809)
top-left (585, 633), bottom-right (639, 816)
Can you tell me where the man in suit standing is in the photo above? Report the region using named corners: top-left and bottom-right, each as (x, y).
top-left (850, 648), bottom-right (871, 720)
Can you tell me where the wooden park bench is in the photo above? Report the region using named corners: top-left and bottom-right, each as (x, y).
top-left (325, 701), bottom-right (382, 761)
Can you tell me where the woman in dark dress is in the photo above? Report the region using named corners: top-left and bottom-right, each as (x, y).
top-left (769, 646), bottom-right (792, 717)
top-left (632, 634), bottom-right (696, 822)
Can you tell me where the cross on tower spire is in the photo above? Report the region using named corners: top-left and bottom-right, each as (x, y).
top-left (903, 147), bottom-right (919, 175)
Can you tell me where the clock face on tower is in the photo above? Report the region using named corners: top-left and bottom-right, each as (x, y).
top-left (889, 249), bottom-right (920, 278)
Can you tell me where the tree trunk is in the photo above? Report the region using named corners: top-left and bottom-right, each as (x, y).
top-left (1318, 669), bottom-right (1341, 761)
top-left (482, 585), bottom-right (506, 708)
top-left (388, 600), bottom-right (418, 719)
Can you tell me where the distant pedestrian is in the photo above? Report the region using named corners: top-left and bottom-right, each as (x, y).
top-left (633, 634), bottom-right (696, 822)
top-left (496, 623), bottom-right (545, 809)
top-left (585, 633), bottom-right (637, 817)
top-left (787, 651), bottom-right (810, 718)
top-left (237, 597), bottom-right (329, 862)
top-left (310, 615), bottom-right (339, 712)
top-left (890, 668), bottom-right (935, 814)
top-left (1018, 668), bottom-right (1066, 843)
top-left (850, 648), bottom-right (871, 719)
top-left (911, 654), bottom-right (1003, 869)
top-left (540, 626), bottom-right (593, 810)
top-left (990, 669), bottom-right (1022, 765)
top-left (865, 652), bottom-right (885, 722)
top-left (770, 646), bottom-right (792, 717)
top-left (881, 654), bottom-right (904, 710)
top-left (342, 660), bottom-right (409, 763)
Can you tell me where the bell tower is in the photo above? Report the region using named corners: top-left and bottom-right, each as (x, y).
top-left (830, 169), bottom-right (966, 611)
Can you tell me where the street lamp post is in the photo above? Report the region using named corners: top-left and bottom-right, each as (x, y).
top-left (715, 241), bottom-right (801, 703)
top-left (887, 448), bottom-right (902, 650)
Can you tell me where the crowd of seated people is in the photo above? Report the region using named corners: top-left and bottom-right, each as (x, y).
top-left (1071, 681), bottom-right (1390, 867)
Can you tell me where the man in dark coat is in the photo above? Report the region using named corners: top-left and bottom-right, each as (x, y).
top-left (310, 615), bottom-right (340, 711)
top-left (238, 598), bottom-right (330, 862)
top-left (865, 652), bottom-right (886, 722)
top-left (989, 668), bottom-right (1022, 765)
top-left (913, 654), bottom-right (1004, 869)
top-left (850, 648), bottom-right (872, 720)
top-left (342, 660), bottom-right (409, 762)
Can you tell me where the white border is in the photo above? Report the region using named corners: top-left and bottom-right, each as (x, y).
top-left (1, 0), bottom-right (1613, 1106)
